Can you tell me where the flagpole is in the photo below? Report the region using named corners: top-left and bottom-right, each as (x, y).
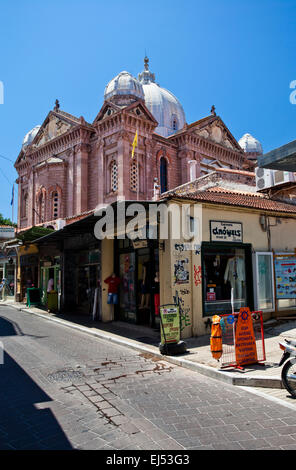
top-left (11, 184), bottom-right (14, 224)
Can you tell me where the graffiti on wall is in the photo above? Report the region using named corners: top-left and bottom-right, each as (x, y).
top-left (194, 265), bottom-right (202, 287)
top-left (174, 289), bottom-right (191, 331)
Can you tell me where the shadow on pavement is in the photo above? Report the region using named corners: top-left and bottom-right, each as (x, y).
top-left (0, 320), bottom-right (73, 449)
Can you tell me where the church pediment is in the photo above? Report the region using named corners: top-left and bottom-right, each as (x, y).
top-left (189, 115), bottom-right (243, 152)
top-left (32, 111), bottom-right (77, 148)
top-left (93, 101), bottom-right (122, 124)
top-left (93, 100), bottom-right (158, 127)
top-left (124, 101), bottom-right (158, 125)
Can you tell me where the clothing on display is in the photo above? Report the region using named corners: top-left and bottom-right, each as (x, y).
top-left (224, 256), bottom-right (245, 299)
top-left (104, 274), bottom-right (121, 294)
top-left (104, 274), bottom-right (121, 305)
top-left (107, 293), bottom-right (118, 305)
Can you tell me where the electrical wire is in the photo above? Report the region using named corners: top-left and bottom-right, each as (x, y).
top-left (0, 154), bottom-right (14, 163)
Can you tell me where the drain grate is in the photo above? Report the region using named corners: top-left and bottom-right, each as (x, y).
top-left (47, 369), bottom-right (85, 383)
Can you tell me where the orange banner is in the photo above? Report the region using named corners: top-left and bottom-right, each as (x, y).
top-left (235, 307), bottom-right (258, 366)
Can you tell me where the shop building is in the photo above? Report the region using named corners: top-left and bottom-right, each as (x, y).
top-left (0, 226), bottom-right (16, 300)
top-left (35, 202), bottom-right (161, 327)
top-left (160, 177), bottom-right (296, 337)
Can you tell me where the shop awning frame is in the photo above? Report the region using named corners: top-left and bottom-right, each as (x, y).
top-left (258, 139), bottom-right (296, 172)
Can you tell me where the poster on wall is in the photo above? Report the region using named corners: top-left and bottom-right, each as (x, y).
top-left (274, 256), bottom-right (296, 299)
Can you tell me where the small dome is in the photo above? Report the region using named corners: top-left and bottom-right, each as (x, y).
top-left (22, 125), bottom-right (41, 149)
top-left (104, 71), bottom-right (144, 103)
top-left (138, 57), bottom-right (186, 137)
top-left (239, 133), bottom-right (263, 154)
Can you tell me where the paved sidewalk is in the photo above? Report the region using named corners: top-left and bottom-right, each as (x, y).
top-left (2, 300), bottom-right (296, 390)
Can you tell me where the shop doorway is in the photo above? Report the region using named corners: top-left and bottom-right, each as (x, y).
top-left (202, 242), bottom-right (254, 316)
top-left (40, 265), bottom-right (61, 310)
top-left (116, 239), bottom-right (159, 327)
top-left (63, 247), bottom-right (101, 318)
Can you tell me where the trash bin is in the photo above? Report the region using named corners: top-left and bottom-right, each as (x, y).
top-left (47, 290), bottom-right (58, 313)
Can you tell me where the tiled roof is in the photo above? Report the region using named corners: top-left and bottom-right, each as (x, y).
top-left (164, 186), bottom-right (296, 214)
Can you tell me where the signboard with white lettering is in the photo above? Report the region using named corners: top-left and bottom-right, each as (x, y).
top-left (0, 227), bottom-right (15, 240)
top-left (210, 221), bottom-right (243, 243)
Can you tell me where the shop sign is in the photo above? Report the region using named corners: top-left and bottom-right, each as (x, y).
top-left (210, 221), bottom-right (243, 242)
top-left (235, 307), bottom-right (258, 366)
top-left (160, 305), bottom-right (180, 345)
top-left (132, 239), bottom-right (148, 249)
top-left (274, 255), bottom-right (296, 299)
top-left (0, 227), bottom-right (14, 239)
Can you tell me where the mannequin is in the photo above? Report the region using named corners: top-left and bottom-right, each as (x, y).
top-left (152, 271), bottom-right (160, 316)
top-left (224, 256), bottom-right (245, 300)
top-left (104, 273), bottom-right (121, 305)
top-left (140, 262), bottom-right (150, 309)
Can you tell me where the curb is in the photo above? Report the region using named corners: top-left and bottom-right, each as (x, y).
top-left (2, 302), bottom-right (283, 389)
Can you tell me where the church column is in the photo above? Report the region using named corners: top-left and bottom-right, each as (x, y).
top-left (117, 131), bottom-right (130, 200)
top-left (96, 139), bottom-right (105, 207)
top-left (75, 143), bottom-right (90, 214)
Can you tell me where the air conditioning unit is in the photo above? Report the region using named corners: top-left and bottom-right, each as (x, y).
top-left (273, 170), bottom-right (295, 186)
top-left (44, 218), bottom-right (66, 231)
top-left (255, 167), bottom-right (274, 191)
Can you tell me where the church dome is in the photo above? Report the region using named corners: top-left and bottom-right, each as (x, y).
top-left (104, 71), bottom-right (145, 103)
top-left (138, 57), bottom-right (186, 137)
top-left (238, 133), bottom-right (263, 154)
top-left (22, 125), bottom-right (41, 149)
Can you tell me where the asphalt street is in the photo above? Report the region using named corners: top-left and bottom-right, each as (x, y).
top-left (2, 305), bottom-right (296, 450)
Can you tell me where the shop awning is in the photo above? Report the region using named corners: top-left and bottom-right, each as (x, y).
top-left (34, 200), bottom-right (163, 245)
top-left (258, 139), bottom-right (296, 171)
top-left (16, 226), bottom-right (55, 243)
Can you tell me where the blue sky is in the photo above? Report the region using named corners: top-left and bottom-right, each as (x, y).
top-left (0, 0), bottom-right (295, 220)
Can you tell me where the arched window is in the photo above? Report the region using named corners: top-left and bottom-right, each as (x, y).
top-left (22, 192), bottom-right (28, 218)
top-left (110, 160), bottom-right (118, 192)
top-left (160, 157), bottom-right (168, 193)
top-left (171, 115), bottom-right (178, 131)
top-left (130, 161), bottom-right (138, 192)
top-left (52, 191), bottom-right (59, 220)
top-left (37, 192), bottom-right (45, 223)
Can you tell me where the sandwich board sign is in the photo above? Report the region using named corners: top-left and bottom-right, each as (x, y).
top-left (160, 305), bottom-right (180, 345)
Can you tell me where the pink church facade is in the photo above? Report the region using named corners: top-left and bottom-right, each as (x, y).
top-left (15, 59), bottom-right (256, 231)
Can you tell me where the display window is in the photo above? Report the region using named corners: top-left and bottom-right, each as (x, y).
top-left (116, 239), bottom-right (159, 326)
top-left (202, 243), bottom-right (253, 316)
top-left (254, 252), bottom-right (275, 311)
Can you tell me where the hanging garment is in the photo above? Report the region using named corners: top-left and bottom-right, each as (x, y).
top-left (224, 257), bottom-right (245, 300)
top-left (210, 315), bottom-right (223, 360)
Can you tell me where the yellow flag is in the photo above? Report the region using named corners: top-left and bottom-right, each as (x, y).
top-left (131, 130), bottom-right (138, 159)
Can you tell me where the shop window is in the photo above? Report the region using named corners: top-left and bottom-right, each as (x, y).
top-left (255, 252), bottom-right (275, 311)
top-left (202, 245), bottom-right (249, 316)
top-left (160, 157), bottom-right (168, 193)
top-left (110, 160), bottom-right (118, 192)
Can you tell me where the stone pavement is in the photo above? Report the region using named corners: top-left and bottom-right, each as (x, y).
top-left (3, 304), bottom-right (296, 450)
top-left (2, 299), bottom-right (296, 390)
